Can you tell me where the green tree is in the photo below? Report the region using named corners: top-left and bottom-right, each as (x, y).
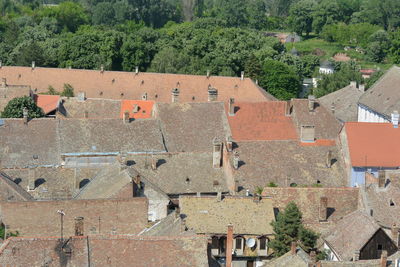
top-left (244, 54), bottom-right (263, 81)
top-left (45, 85), bottom-right (59, 95)
top-left (61, 83), bottom-right (74, 97)
top-left (269, 202), bottom-right (319, 257)
top-left (259, 60), bottom-right (301, 100)
top-left (92, 2), bottom-right (116, 25)
top-left (389, 30), bottom-right (400, 64)
top-left (288, 0), bottom-right (316, 36)
top-left (365, 69), bottom-right (384, 89)
top-left (1, 96), bottom-right (44, 118)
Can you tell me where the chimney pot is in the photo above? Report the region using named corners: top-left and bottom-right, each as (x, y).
top-left (380, 250), bottom-right (388, 267)
top-left (31, 61), bottom-right (35, 70)
top-left (23, 107), bottom-right (28, 124)
top-left (285, 100), bottom-right (292, 116)
top-left (212, 137), bottom-right (222, 168)
top-left (391, 111), bottom-right (399, 128)
top-left (353, 250), bottom-right (360, 261)
top-left (226, 225), bottom-right (234, 267)
top-left (206, 70), bottom-right (210, 78)
top-left (151, 156), bottom-right (157, 171)
top-left (378, 170), bottom-right (386, 188)
top-left (326, 150), bottom-right (333, 168)
top-left (391, 224), bottom-right (400, 247)
top-left (171, 88), bottom-right (180, 103)
top-left (240, 71), bottom-right (244, 81)
top-left (308, 95), bottom-right (316, 112)
top-left (233, 151), bottom-right (239, 170)
top-left (0, 61), bottom-right (2, 68)
top-left (78, 92), bottom-right (86, 102)
top-left (350, 81), bottom-right (357, 88)
top-left (135, 66), bottom-right (139, 74)
top-left (100, 64), bottom-right (104, 73)
top-left (228, 98), bottom-right (235, 116)
top-left (358, 84), bottom-right (365, 92)
top-left (226, 136), bottom-right (233, 152)
top-left (291, 241), bottom-right (297, 255)
top-left (217, 191), bottom-right (222, 201)
top-left (123, 111), bottom-right (130, 123)
top-left (27, 168), bottom-right (35, 191)
top-left (74, 217), bottom-right (84, 236)
top-left (319, 197), bottom-right (328, 221)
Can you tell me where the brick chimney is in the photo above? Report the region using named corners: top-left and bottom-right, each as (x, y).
top-left (380, 250), bottom-right (387, 267)
top-left (74, 217), bottom-right (84, 236)
top-left (77, 92), bottom-right (86, 102)
top-left (392, 111), bottom-right (399, 128)
top-left (300, 125), bottom-right (315, 143)
top-left (285, 100), bottom-right (292, 116)
top-left (27, 168), bottom-right (35, 191)
top-left (23, 107), bottom-right (28, 124)
top-left (308, 95), bottom-right (316, 112)
top-left (151, 156), bottom-right (157, 171)
top-left (31, 61), bottom-right (35, 70)
top-left (207, 86), bottom-right (218, 102)
top-left (319, 197), bottom-right (328, 222)
top-left (391, 224), bottom-right (400, 247)
top-left (233, 151), bottom-right (239, 170)
top-left (226, 225), bottom-right (234, 267)
top-left (226, 136), bottom-right (233, 152)
top-left (213, 137), bottom-right (222, 168)
top-left (123, 111), bottom-right (130, 123)
top-left (1, 78), bottom-right (6, 88)
top-left (353, 250), bottom-right (360, 261)
top-left (171, 88), bottom-right (180, 103)
top-left (378, 170), bottom-right (386, 188)
top-left (291, 241), bottom-right (297, 255)
top-left (326, 150), bottom-right (332, 168)
top-left (228, 98), bottom-right (235, 116)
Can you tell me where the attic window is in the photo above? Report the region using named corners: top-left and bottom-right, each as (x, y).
top-left (185, 177), bottom-right (190, 184)
top-left (377, 244), bottom-right (383, 250)
top-left (121, 93), bottom-right (124, 97)
top-left (155, 94), bottom-right (158, 98)
top-left (390, 199), bottom-right (395, 206)
top-left (317, 180), bottom-right (321, 184)
top-left (99, 91), bottom-right (103, 96)
top-left (192, 96), bottom-right (195, 100)
top-left (112, 79), bottom-right (115, 83)
top-left (141, 80), bottom-right (144, 85)
top-left (33, 155), bottom-right (39, 160)
top-left (18, 74), bottom-right (21, 78)
top-left (213, 180), bottom-right (219, 186)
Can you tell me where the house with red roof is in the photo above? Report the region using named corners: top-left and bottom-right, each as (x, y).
top-left (340, 121), bottom-right (400, 186)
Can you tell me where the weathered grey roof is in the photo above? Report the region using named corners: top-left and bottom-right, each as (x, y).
top-left (140, 211), bottom-right (194, 236)
top-left (358, 66), bottom-right (400, 118)
top-left (319, 84), bottom-right (364, 122)
top-left (155, 102), bottom-right (230, 152)
top-left (265, 247), bottom-right (312, 267)
top-left (232, 141), bottom-right (347, 190)
top-left (59, 97), bottom-right (121, 118)
top-left (291, 99), bottom-right (342, 140)
top-left (179, 196), bottom-right (275, 235)
top-left (323, 210), bottom-right (381, 261)
top-left (0, 172), bottom-right (33, 201)
top-left (127, 152), bottom-right (228, 195)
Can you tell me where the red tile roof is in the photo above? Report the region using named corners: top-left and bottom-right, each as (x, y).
top-left (0, 66), bottom-right (274, 103)
top-left (120, 100), bottom-right (154, 119)
top-left (227, 101), bottom-right (298, 141)
top-left (345, 122), bottom-right (400, 167)
top-left (34, 94), bottom-right (60, 114)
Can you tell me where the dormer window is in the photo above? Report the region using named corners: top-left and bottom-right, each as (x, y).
top-left (234, 236), bottom-right (244, 255)
top-left (257, 236), bottom-right (269, 256)
top-left (390, 199), bottom-right (395, 206)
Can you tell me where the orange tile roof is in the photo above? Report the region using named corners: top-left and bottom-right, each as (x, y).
top-left (120, 100), bottom-right (154, 119)
top-left (227, 101), bottom-right (298, 141)
top-left (34, 94), bottom-right (60, 114)
top-left (345, 122), bottom-right (400, 167)
top-left (0, 66), bottom-right (274, 103)
top-left (299, 139), bottom-right (336, 147)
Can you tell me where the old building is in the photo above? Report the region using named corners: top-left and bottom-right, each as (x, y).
top-left (0, 172), bottom-right (33, 201)
top-left (0, 78), bottom-right (32, 113)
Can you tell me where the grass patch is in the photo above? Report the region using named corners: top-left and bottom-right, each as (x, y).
top-left (286, 38), bottom-right (343, 59)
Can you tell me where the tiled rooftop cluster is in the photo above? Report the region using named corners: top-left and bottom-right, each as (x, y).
top-left (0, 66), bottom-right (400, 266)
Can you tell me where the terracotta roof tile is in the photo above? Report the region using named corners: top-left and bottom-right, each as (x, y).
top-left (227, 101), bottom-right (298, 141)
top-left (344, 122), bottom-right (400, 167)
top-left (34, 94), bottom-right (60, 114)
top-left (0, 66), bottom-right (273, 103)
top-left (120, 100), bottom-right (154, 119)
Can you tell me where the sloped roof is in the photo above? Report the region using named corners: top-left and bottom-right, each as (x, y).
top-left (179, 196), bottom-right (275, 235)
top-left (156, 102), bottom-right (230, 152)
top-left (227, 101), bottom-right (298, 141)
top-left (358, 66), bottom-right (400, 118)
top-left (0, 172), bottom-right (33, 201)
top-left (323, 210), bottom-right (381, 261)
top-left (319, 84), bottom-right (364, 122)
top-left (344, 122), bottom-right (400, 167)
top-left (232, 141), bottom-right (347, 190)
top-left (120, 100), bottom-right (154, 119)
top-left (34, 94), bottom-right (60, 114)
top-left (266, 247), bottom-right (312, 267)
top-left (127, 152), bottom-right (228, 195)
top-left (291, 99), bottom-right (342, 141)
top-left (0, 235), bottom-right (209, 267)
top-left (60, 97), bottom-right (121, 118)
top-left (262, 187), bottom-right (359, 232)
top-left (1, 198), bottom-right (148, 237)
top-left (0, 66), bottom-right (274, 102)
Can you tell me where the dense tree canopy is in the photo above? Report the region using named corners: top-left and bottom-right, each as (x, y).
top-left (1, 96), bottom-right (44, 118)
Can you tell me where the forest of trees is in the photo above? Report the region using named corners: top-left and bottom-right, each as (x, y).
top-left (0, 0), bottom-right (399, 99)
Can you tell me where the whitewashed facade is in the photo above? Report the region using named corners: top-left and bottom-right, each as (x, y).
top-left (357, 104), bottom-right (389, 123)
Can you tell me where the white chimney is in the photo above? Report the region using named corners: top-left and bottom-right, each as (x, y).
top-left (100, 64), bottom-right (104, 73)
top-left (207, 70), bottom-right (210, 78)
top-left (391, 111), bottom-right (399, 128)
top-left (31, 61), bottom-right (35, 70)
top-left (358, 84), bottom-right (365, 92)
top-left (77, 92), bottom-right (86, 102)
top-left (350, 81), bottom-right (357, 88)
top-left (135, 66), bottom-right (139, 75)
top-left (308, 95), bottom-right (316, 112)
top-left (240, 71), bottom-right (244, 81)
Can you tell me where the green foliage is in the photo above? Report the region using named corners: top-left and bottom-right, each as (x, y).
top-left (244, 54), bottom-right (263, 81)
top-left (365, 69), bottom-right (384, 89)
top-left (255, 186), bottom-right (264, 195)
top-left (259, 60), bottom-right (301, 100)
top-left (269, 202), bottom-right (319, 257)
top-left (321, 23), bottom-right (381, 47)
top-left (61, 83), bottom-right (74, 97)
top-left (0, 224), bottom-right (19, 240)
top-left (267, 182), bottom-right (278, 187)
top-left (45, 85), bottom-right (59, 95)
top-left (288, 0), bottom-right (315, 36)
top-left (1, 96), bottom-right (44, 118)
top-left (389, 30), bottom-right (400, 64)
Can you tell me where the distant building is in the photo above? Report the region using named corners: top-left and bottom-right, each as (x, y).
top-left (319, 61), bottom-right (335, 74)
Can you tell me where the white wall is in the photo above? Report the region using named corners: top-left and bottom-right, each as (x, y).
top-left (319, 67), bottom-right (334, 74)
top-left (323, 243), bottom-right (339, 261)
top-left (358, 105), bottom-right (389, 123)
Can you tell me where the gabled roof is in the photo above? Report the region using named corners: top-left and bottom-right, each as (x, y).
top-left (155, 102), bottom-right (230, 152)
top-left (262, 187), bottom-right (359, 232)
top-left (358, 66), bottom-right (400, 118)
top-left (266, 246), bottom-right (312, 267)
top-left (120, 100), bottom-right (154, 119)
top-left (0, 172), bottom-right (33, 201)
top-left (0, 235), bottom-right (209, 267)
top-left (344, 122), bottom-right (400, 167)
top-left (0, 66), bottom-right (274, 102)
top-left (319, 84), bottom-right (364, 122)
top-left (323, 210), bottom-right (381, 261)
top-left (227, 101), bottom-right (298, 141)
top-left (60, 97), bottom-right (121, 118)
top-left (179, 196), bottom-right (274, 235)
top-left (34, 94), bottom-right (60, 114)
top-left (232, 141), bottom-right (347, 190)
